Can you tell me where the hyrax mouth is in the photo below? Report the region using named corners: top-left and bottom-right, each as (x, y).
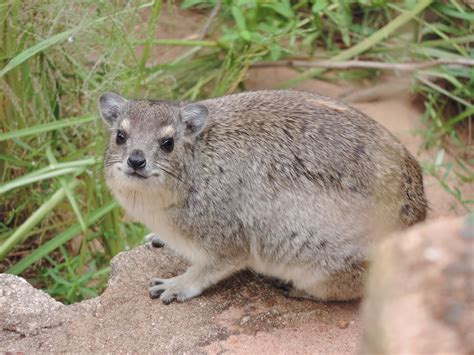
top-left (126, 171), bottom-right (148, 179)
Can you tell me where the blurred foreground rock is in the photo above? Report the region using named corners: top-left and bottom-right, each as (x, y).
top-left (361, 216), bottom-right (474, 354)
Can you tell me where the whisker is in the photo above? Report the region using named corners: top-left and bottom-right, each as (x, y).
top-left (104, 159), bottom-right (122, 167)
top-left (99, 160), bottom-right (122, 173)
top-left (155, 162), bottom-right (185, 184)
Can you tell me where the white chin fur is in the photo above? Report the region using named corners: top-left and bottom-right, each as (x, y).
top-left (105, 164), bottom-right (209, 265)
top-left (106, 166), bottom-right (160, 221)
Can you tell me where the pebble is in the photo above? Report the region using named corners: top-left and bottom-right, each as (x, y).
top-left (240, 316), bottom-right (251, 325)
top-left (338, 320), bottom-right (349, 329)
top-left (270, 308), bottom-right (280, 316)
top-left (424, 247), bottom-right (442, 262)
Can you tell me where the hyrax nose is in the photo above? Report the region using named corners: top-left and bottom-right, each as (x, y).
top-left (127, 150), bottom-right (146, 170)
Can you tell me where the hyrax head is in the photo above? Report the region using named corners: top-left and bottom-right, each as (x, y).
top-left (98, 92), bottom-right (208, 191)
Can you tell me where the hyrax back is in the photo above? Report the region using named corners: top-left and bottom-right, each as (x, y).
top-left (100, 90), bottom-right (427, 304)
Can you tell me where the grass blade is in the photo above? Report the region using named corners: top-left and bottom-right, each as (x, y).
top-left (0, 115), bottom-right (97, 141)
top-left (27, 158), bottom-right (97, 177)
top-left (0, 178), bottom-right (79, 260)
top-left (138, 0), bottom-right (162, 73)
top-left (46, 145), bottom-right (87, 233)
top-left (132, 39), bottom-right (219, 47)
top-left (0, 28), bottom-right (75, 78)
top-left (0, 157), bottom-right (96, 193)
top-left (444, 106), bottom-right (474, 131)
top-left (418, 75), bottom-right (473, 108)
top-left (0, 166), bottom-right (86, 194)
top-left (6, 201), bottom-right (117, 275)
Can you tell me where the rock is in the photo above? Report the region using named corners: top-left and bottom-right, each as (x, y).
top-left (0, 244), bottom-right (361, 353)
top-left (0, 274), bottom-right (64, 340)
top-left (360, 216), bottom-right (474, 354)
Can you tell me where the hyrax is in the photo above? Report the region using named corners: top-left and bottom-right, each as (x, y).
top-left (99, 90), bottom-right (427, 304)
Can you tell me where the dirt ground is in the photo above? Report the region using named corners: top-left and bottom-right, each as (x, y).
top-left (1, 5), bottom-right (472, 354)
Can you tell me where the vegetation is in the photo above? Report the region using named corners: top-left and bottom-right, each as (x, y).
top-left (1, 0), bottom-right (472, 303)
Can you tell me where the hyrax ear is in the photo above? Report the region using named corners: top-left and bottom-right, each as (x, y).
top-left (180, 103), bottom-right (208, 137)
top-left (98, 92), bottom-right (127, 126)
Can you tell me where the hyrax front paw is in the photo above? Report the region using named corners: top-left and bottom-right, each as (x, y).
top-left (143, 233), bottom-right (165, 248)
top-left (149, 277), bottom-right (202, 304)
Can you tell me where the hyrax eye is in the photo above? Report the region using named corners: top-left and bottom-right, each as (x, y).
top-left (160, 138), bottom-right (174, 153)
top-left (116, 130), bottom-right (126, 145)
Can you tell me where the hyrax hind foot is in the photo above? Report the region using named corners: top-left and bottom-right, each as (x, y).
top-left (279, 281), bottom-right (363, 302)
top-left (302, 266), bottom-right (366, 302)
top-left (271, 279), bottom-right (314, 300)
top-left (273, 265), bottom-right (367, 302)
top-left (285, 288), bottom-right (314, 300)
top-left (149, 263), bottom-right (239, 304)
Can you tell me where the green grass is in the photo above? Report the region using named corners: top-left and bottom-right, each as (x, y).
top-left (1, 0), bottom-right (472, 304)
